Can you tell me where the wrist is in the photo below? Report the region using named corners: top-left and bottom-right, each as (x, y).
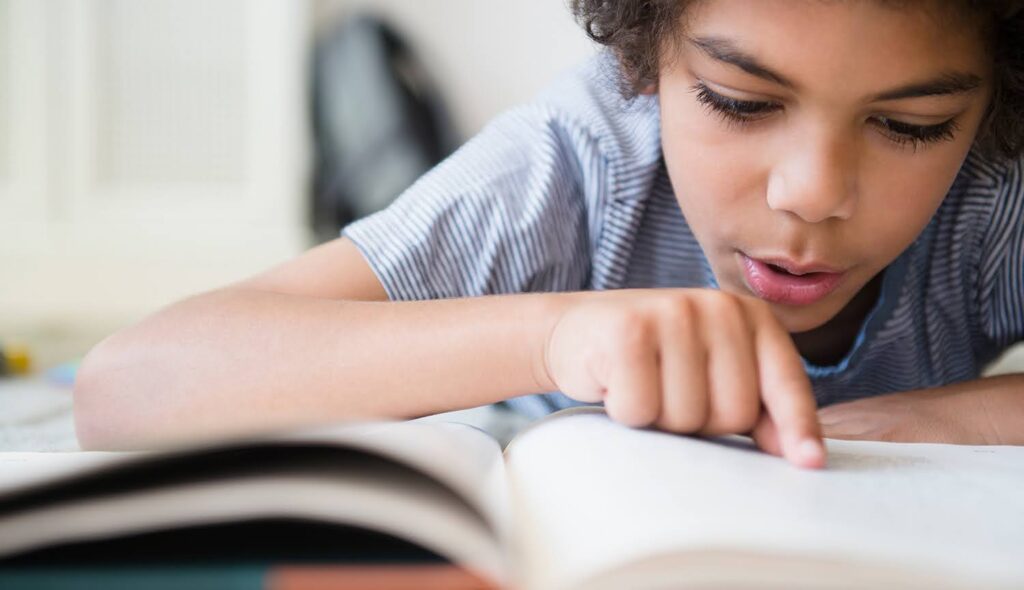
top-left (527, 291), bottom-right (585, 394)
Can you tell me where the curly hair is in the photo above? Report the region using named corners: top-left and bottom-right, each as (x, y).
top-left (570, 0), bottom-right (1024, 160)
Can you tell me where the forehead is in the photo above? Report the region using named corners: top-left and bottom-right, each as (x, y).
top-left (678, 0), bottom-right (990, 92)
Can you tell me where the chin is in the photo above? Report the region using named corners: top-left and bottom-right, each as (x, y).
top-left (772, 302), bottom-right (842, 334)
top-left (782, 316), bottom-right (831, 335)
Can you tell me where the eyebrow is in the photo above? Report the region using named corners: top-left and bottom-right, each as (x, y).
top-left (688, 35), bottom-right (983, 101)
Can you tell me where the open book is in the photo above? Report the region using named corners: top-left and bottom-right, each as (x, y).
top-left (1, 406), bottom-right (1023, 589)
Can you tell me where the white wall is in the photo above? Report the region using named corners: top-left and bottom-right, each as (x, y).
top-left (0, 1), bottom-right (598, 368)
top-left (314, 0), bottom-right (598, 139)
top-left (0, 0), bottom-right (311, 364)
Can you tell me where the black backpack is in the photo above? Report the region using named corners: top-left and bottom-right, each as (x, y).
top-left (310, 14), bottom-right (457, 242)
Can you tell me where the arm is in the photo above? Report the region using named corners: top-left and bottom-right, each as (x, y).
top-left (73, 104), bottom-right (589, 451)
top-left (73, 238), bottom-right (563, 450)
top-left (74, 237), bottom-right (825, 467)
top-left (818, 373), bottom-right (1024, 445)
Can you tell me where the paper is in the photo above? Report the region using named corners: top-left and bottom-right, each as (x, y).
top-left (506, 408), bottom-right (1024, 590)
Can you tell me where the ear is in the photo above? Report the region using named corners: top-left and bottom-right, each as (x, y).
top-left (638, 82), bottom-right (658, 95)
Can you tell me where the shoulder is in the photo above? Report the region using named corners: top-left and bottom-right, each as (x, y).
top-left (957, 149), bottom-right (1024, 190)
top-left (971, 153), bottom-right (1024, 296)
top-left (406, 52), bottom-right (661, 198)
top-left (942, 151), bottom-right (1024, 347)
top-left (953, 152), bottom-right (1024, 263)
top-left (509, 51), bottom-right (665, 191)
top-left (539, 52), bottom-right (661, 155)
top-left (906, 151), bottom-right (1023, 325)
top-left (932, 151), bottom-right (1023, 262)
top-left (952, 150), bottom-right (1024, 214)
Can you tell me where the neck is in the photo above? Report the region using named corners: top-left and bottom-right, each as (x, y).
top-left (791, 271), bottom-right (884, 367)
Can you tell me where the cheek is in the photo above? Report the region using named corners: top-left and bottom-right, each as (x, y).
top-left (660, 96), bottom-right (767, 239)
top-left (859, 148), bottom-right (971, 258)
top-left (658, 71), bottom-right (977, 271)
top-left (858, 199), bottom-right (936, 274)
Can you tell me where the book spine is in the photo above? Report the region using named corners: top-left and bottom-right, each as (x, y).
top-left (0, 564), bottom-right (497, 590)
top-left (0, 566), bottom-right (265, 590)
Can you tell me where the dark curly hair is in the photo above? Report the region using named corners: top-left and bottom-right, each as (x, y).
top-left (570, 0), bottom-right (1024, 160)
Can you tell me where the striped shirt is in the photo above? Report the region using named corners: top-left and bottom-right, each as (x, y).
top-left (343, 51), bottom-right (1024, 419)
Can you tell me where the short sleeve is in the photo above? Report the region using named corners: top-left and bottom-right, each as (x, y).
top-left (977, 157), bottom-right (1024, 349)
top-left (342, 105), bottom-right (607, 300)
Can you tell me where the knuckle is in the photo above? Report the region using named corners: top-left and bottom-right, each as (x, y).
top-left (718, 297), bottom-right (755, 336)
top-left (656, 294), bottom-right (695, 325)
top-left (658, 390), bottom-right (709, 433)
top-left (657, 410), bottom-right (705, 433)
top-left (703, 294), bottom-right (756, 337)
top-left (705, 384), bottom-right (762, 434)
top-left (718, 399), bottom-right (762, 432)
top-left (708, 291), bottom-right (745, 317)
top-left (609, 312), bottom-right (655, 350)
top-left (606, 395), bottom-right (658, 428)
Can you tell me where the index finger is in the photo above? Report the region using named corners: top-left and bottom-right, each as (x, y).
top-left (748, 304), bottom-right (826, 469)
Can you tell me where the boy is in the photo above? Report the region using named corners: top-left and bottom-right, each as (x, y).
top-left (74, 0), bottom-right (1024, 469)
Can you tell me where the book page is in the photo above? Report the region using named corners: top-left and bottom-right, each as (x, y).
top-left (505, 408), bottom-right (1024, 590)
top-left (0, 419), bottom-right (511, 584)
top-left (0, 471), bottom-right (507, 584)
top-left (0, 419), bottom-right (509, 534)
top-left (274, 420), bottom-right (511, 533)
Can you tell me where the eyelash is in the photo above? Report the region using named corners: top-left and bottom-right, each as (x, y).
top-left (690, 82), bottom-right (960, 151)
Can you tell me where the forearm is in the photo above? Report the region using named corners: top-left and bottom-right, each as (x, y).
top-left (929, 373), bottom-right (1024, 445)
top-left (74, 288), bottom-right (568, 450)
top-left (819, 373), bottom-right (1024, 445)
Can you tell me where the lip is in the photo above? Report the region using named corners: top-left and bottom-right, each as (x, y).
top-left (740, 253), bottom-right (846, 306)
top-left (753, 256), bottom-right (844, 276)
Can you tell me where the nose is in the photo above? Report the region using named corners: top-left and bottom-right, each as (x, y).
top-left (766, 129), bottom-right (858, 223)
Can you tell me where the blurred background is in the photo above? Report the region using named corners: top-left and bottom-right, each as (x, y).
top-left (2, 0), bottom-right (1021, 404)
top-left (0, 0), bottom-right (597, 372)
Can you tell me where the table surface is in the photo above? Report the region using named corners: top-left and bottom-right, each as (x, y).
top-left (0, 375), bottom-right (532, 452)
top-left (4, 342), bottom-right (1024, 453)
top-left (0, 375), bottom-right (79, 452)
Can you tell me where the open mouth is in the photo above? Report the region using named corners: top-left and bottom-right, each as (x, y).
top-left (740, 254), bottom-right (846, 305)
top-left (764, 263), bottom-right (829, 277)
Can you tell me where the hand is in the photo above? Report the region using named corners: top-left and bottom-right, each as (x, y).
top-left (543, 289), bottom-right (825, 468)
top-left (817, 390), bottom-right (984, 444)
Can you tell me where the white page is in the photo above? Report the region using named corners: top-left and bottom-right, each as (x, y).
top-left (0, 419), bottom-right (511, 581)
top-left (274, 420), bottom-right (510, 534)
top-left (0, 420), bottom-right (508, 530)
top-left (0, 472), bottom-right (507, 585)
top-left (505, 408), bottom-right (1024, 590)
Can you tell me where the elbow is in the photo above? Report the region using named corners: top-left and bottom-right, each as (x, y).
top-left (73, 291), bottom-right (233, 451)
top-left (72, 332), bottom-right (146, 451)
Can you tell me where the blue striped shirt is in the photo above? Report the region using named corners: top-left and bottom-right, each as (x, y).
top-left (343, 52), bottom-right (1024, 419)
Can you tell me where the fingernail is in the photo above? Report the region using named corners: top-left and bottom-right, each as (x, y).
top-left (798, 439), bottom-right (824, 465)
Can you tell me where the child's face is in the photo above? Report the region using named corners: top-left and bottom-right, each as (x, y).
top-left (657, 0), bottom-right (992, 333)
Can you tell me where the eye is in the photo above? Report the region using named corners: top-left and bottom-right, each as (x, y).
top-left (690, 82), bottom-right (780, 126)
top-left (691, 81), bottom-right (963, 150)
top-left (871, 116), bottom-right (960, 151)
